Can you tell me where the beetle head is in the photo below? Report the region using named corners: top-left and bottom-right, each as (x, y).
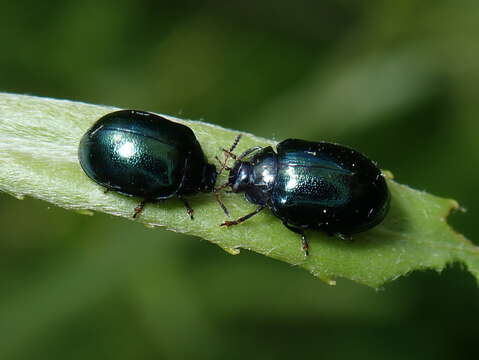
top-left (229, 160), bottom-right (252, 193)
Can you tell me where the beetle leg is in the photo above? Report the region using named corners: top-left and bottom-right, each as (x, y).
top-left (176, 154), bottom-right (191, 194)
top-left (178, 196), bottom-right (194, 220)
top-left (214, 192), bottom-right (230, 217)
top-left (220, 206), bottom-right (264, 227)
top-left (133, 200), bottom-right (147, 219)
top-left (282, 222), bottom-right (309, 256)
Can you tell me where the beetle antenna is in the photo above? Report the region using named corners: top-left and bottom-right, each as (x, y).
top-left (214, 155), bottom-right (223, 166)
top-left (229, 134), bottom-right (242, 153)
top-left (216, 134), bottom-right (242, 178)
top-left (214, 182), bottom-right (230, 192)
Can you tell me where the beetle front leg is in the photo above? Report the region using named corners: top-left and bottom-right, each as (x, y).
top-left (220, 206), bottom-right (265, 227)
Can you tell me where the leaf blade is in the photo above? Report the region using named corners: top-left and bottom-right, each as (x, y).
top-left (0, 92), bottom-right (477, 288)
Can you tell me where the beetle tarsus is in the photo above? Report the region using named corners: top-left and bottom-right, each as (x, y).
top-left (302, 236), bottom-right (309, 256)
top-left (133, 200), bottom-right (147, 219)
top-left (179, 196), bottom-right (194, 220)
top-left (283, 222), bottom-right (309, 256)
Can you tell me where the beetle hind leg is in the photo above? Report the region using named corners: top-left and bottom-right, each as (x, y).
top-left (283, 222), bottom-right (309, 256)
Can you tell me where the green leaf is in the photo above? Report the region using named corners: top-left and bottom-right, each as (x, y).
top-left (0, 92), bottom-right (477, 288)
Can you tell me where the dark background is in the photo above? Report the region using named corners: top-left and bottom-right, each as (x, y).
top-left (1, 1), bottom-right (478, 359)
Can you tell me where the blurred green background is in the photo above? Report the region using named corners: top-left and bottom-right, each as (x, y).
top-left (1, 1), bottom-right (479, 359)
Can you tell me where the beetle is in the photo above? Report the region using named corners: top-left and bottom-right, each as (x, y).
top-left (78, 110), bottom-right (217, 218)
top-left (218, 136), bottom-right (390, 255)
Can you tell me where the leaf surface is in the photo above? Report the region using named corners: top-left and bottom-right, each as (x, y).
top-left (0, 93), bottom-right (477, 288)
